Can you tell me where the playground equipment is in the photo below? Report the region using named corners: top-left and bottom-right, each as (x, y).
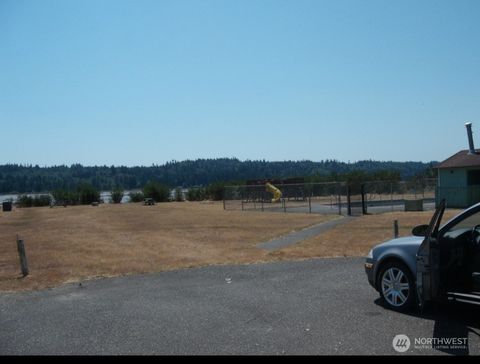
top-left (265, 182), bottom-right (282, 203)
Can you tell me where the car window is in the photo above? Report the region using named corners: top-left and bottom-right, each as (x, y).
top-left (443, 210), bottom-right (480, 238)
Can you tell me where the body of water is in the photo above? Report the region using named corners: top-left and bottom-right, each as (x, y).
top-left (0, 191), bottom-right (139, 204)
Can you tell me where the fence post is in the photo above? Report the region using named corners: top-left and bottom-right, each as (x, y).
top-left (361, 184), bottom-right (367, 215)
top-left (391, 182), bottom-right (394, 212)
top-left (347, 184), bottom-right (352, 216)
top-left (337, 184), bottom-right (342, 215)
top-left (393, 220), bottom-right (399, 239)
top-left (308, 195), bottom-right (312, 213)
top-left (16, 235), bottom-right (29, 277)
top-left (283, 198), bottom-right (286, 213)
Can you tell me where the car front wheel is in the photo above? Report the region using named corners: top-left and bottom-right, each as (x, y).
top-left (378, 262), bottom-right (416, 311)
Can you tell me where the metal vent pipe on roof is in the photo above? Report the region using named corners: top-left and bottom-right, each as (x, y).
top-left (465, 122), bottom-right (476, 154)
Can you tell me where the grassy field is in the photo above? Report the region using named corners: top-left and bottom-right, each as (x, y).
top-left (271, 209), bottom-right (461, 259)
top-left (0, 202), bottom-right (332, 292)
top-left (0, 202), bottom-right (461, 292)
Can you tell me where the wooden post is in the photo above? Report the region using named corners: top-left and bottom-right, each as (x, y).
top-left (337, 184), bottom-right (342, 216)
top-left (16, 236), bottom-right (29, 277)
top-left (361, 184), bottom-right (367, 215)
top-left (391, 182), bottom-right (394, 212)
top-left (347, 184), bottom-right (352, 216)
top-left (393, 220), bottom-right (399, 239)
top-left (308, 195), bottom-right (312, 213)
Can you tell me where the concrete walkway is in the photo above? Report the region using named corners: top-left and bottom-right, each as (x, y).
top-left (257, 216), bottom-right (354, 251)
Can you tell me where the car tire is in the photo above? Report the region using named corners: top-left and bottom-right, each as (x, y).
top-left (377, 261), bottom-right (416, 311)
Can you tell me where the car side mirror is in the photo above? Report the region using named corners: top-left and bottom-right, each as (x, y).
top-left (412, 224), bottom-right (429, 237)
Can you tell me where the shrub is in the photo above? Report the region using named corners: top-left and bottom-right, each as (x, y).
top-left (17, 194), bottom-right (52, 208)
top-left (32, 194), bottom-right (52, 207)
top-left (174, 187), bottom-right (184, 202)
top-left (206, 182), bottom-right (225, 201)
top-left (186, 187), bottom-right (206, 201)
top-left (110, 187), bottom-right (124, 204)
top-left (17, 195), bottom-right (33, 208)
top-left (77, 183), bottom-right (100, 205)
top-left (52, 189), bottom-right (79, 205)
top-left (128, 191), bottom-right (144, 203)
top-left (143, 181), bottom-right (170, 202)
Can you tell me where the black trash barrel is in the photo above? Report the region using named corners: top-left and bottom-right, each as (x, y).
top-left (2, 201), bottom-right (12, 212)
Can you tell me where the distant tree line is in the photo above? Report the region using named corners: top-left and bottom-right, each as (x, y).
top-left (0, 159), bottom-right (436, 195)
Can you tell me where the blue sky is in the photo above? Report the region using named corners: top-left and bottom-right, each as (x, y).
top-left (1, 0), bottom-right (479, 166)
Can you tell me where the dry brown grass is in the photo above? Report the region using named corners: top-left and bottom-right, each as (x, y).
top-left (270, 209), bottom-right (461, 260)
top-left (1, 201), bottom-right (462, 293)
top-left (0, 201), bottom-right (332, 292)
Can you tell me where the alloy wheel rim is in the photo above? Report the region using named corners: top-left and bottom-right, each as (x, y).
top-left (381, 267), bottom-right (410, 307)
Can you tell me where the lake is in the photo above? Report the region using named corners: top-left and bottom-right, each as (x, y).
top-left (0, 191), bottom-right (139, 204)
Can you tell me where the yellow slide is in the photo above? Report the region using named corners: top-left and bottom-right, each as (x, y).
top-left (265, 182), bottom-right (282, 203)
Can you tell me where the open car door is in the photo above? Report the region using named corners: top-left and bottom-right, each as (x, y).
top-left (416, 199), bottom-right (446, 309)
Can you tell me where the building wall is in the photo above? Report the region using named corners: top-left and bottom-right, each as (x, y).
top-left (438, 168), bottom-right (467, 188)
top-left (437, 168), bottom-right (480, 207)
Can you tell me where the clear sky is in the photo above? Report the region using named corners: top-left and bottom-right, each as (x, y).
top-left (1, 0), bottom-right (479, 166)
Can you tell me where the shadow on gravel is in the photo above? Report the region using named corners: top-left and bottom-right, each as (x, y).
top-left (375, 298), bottom-right (480, 355)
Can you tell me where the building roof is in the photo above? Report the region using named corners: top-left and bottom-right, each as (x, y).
top-left (436, 149), bottom-right (480, 169)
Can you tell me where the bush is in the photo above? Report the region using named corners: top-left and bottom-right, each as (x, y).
top-left (16, 195), bottom-right (33, 208)
top-left (110, 187), bottom-right (124, 204)
top-left (174, 187), bottom-right (184, 202)
top-left (186, 187), bottom-right (206, 201)
top-left (16, 194), bottom-right (52, 208)
top-left (206, 182), bottom-right (225, 201)
top-left (32, 194), bottom-right (52, 207)
top-left (128, 191), bottom-right (144, 203)
top-left (143, 181), bottom-right (170, 202)
top-left (77, 183), bottom-right (100, 205)
top-left (52, 189), bottom-right (79, 205)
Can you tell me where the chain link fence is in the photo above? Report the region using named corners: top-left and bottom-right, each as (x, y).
top-left (224, 179), bottom-right (437, 216)
top-left (361, 179), bottom-right (436, 215)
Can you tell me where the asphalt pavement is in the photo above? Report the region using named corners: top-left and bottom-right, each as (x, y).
top-left (1, 257), bottom-right (479, 355)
